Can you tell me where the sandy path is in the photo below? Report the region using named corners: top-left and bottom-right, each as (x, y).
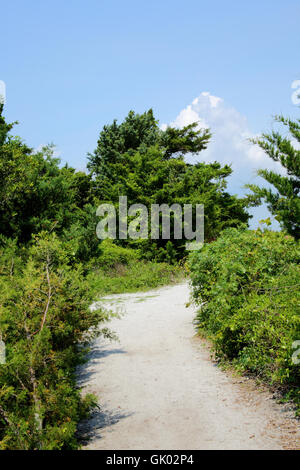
top-left (78, 282), bottom-right (299, 450)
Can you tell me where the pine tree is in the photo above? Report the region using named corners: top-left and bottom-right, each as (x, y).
top-left (246, 115), bottom-right (300, 239)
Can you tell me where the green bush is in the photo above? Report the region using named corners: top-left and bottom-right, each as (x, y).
top-left (0, 233), bottom-right (113, 449)
top-left (98, 239), bottom-right (139, 270)
top-left (88, 258), bottom-right (184, 296)
top-left (189, 228), bottom-right (300, 412)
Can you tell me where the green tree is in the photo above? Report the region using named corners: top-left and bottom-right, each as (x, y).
top-left (0, 105), bottom-right (100, 258)
top-left (89, 110), bottom-right (250, 259)
top-left (87, 109), bottom-right (211, 196)
top-left (246, 114), bottom-right (300, 239)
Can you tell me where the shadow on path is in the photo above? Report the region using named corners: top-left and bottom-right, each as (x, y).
top-left (77, 406), bottom-right (133, 446)
top-left (77, 343), bottom-right (127, 385)
top-left (77, 342), bottom-right (132, 446)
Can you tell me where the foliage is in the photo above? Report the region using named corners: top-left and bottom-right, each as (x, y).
top-left (246, 114), bottom-right (300, 239)
top-left (189, 228), bottom-right (300, 412)
top-left (97, 239), bottom-right (139, 270)
top-left (87, 109), bottom-right (212, 180)
top-left (88, 259), bottom-right (184, 296)
top-left (89, 110), bottom-right (250, 259)
top-left (0, 234), bottom-right (113, 449)
top-left (0, 105), bottom-right (98, 255)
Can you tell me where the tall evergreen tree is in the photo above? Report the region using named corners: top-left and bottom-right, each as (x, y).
top-left (87, 109), bottom-right (211, 191)
top-left (88, 109), bottom-right (250, 258)
top-left (0, 105), bottom-right (97, 255)
top-left (246, 115), bottom-right (300, 239)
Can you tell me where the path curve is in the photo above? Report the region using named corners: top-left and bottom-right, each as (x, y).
top-left (78, 282), bottom-right (299, 450)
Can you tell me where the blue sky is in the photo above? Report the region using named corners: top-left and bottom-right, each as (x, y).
top-left (1, 0), bottom-right (299, 226)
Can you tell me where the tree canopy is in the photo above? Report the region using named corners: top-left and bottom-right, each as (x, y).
top-left (87, 109), bottom-right (211, 185)
top-left (88, 109), bottom-right (250, 259)
top-left (246, 114), bottom-right (300, 239)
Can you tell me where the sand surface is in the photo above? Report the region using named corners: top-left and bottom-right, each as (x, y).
top-left (78, 282), bottom-right (299, 450)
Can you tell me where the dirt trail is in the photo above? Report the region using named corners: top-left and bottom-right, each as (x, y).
top-left (78, 282), bottom-right (299, 450)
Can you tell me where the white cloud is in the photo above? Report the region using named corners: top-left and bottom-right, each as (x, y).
top-left (163, 92), bottom-right (286, 189)
top-left (162, 92), bottom-right (287, 228)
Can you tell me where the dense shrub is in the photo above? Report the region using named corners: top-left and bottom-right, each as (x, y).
top-left (0, 234), bottom-right (112, 449)
top-left (189, 228), bottom-right (300, 412)
top-left (88, 258), bottom-right (183, 296)
top-left (97, 239), bottom-right (139, 270)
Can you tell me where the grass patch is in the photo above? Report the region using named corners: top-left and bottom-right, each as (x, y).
top-left (88, 260), bottom-right (185, 297)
